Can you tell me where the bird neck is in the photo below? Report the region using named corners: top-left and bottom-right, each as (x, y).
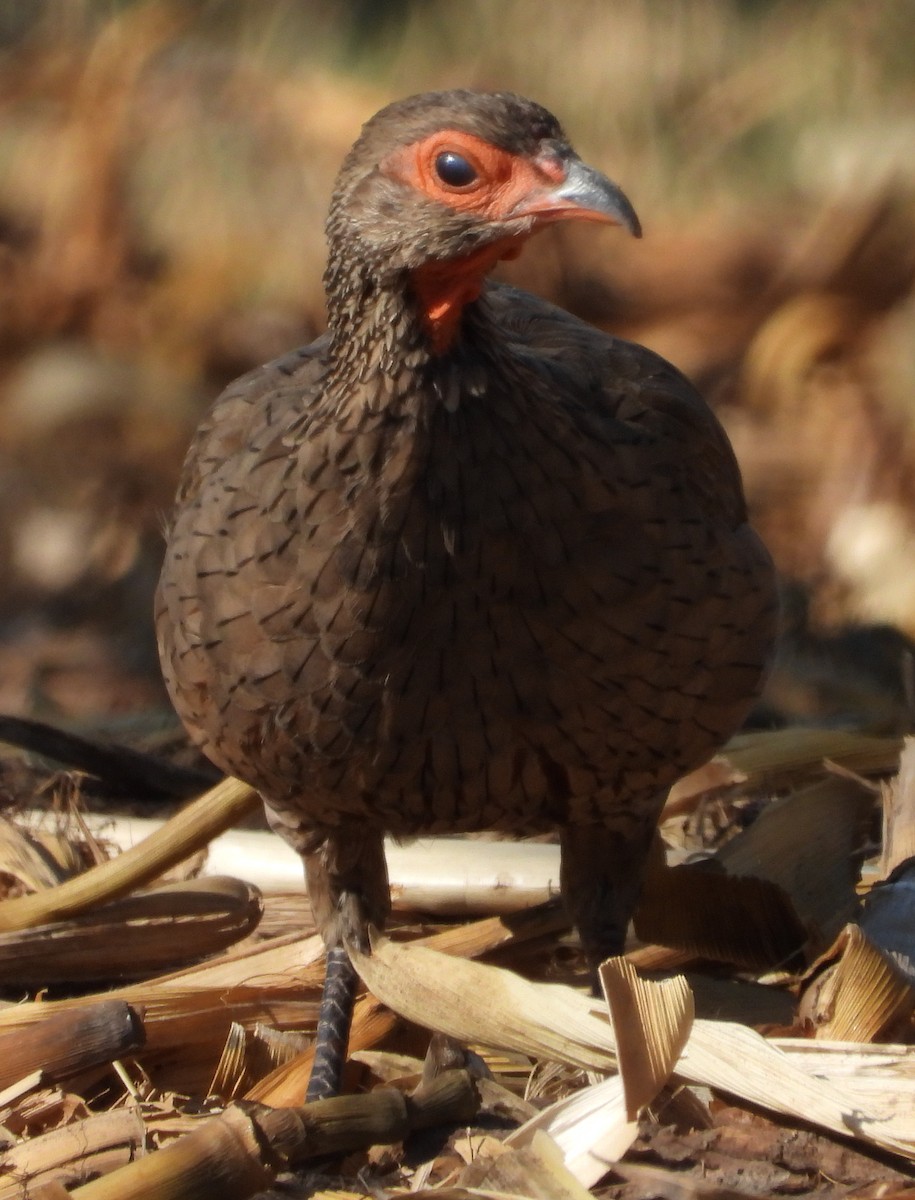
top-left (322, 271), bottom-right (491, 429)
top-left (323, 255), bottom-right (432, 399)
top-left (322, 228), bottom-right (517, 398)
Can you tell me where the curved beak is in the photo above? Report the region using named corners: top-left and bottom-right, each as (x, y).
top-left (515, 157), bottom-right (642, 238)
top-left (554, 158), bottom-right (642, 236)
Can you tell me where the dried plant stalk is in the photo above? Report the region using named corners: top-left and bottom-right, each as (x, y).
top-left (257, 1069), bottom-right (480, 1160)
top-left (0, 877), bottom-right (262, 984)
top-left (387, 838), bottom-right (561, 914)
top-left (0, 779), bottom-right (260, 932)
top-left (71, 1102), bottom-right (271, 1200)
top-left (72, 1071), bottom-right (478, 1200)
top-left (48, 810), bottom-right (563, 912)
top-left (0, 1000), bottom-right (143, 1091)
top-left (0, 1107), bottom-right (146, 1199)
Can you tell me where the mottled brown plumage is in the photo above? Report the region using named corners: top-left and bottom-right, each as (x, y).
top-left (156, 90), bottom-right (776, 1094)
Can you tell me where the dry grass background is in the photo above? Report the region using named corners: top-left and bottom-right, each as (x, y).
top-left (1, 3), bottom-right (915, 1196)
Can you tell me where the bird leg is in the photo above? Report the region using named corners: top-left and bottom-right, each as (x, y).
top-left (304, 830), bottom-right (390, 1100)
top-left (307, 943), bottom-right (359, 1100)
top-left (559, 816), bottom-right (658, 983)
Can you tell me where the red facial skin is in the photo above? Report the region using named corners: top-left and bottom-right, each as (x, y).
top-left (380, 129), bottom-right (623, 353)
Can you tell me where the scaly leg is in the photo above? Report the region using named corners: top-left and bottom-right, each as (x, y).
top-left (306, 944), bottom-right (359, 1100)
top-left (303, 831), bottom-right (390, 1100)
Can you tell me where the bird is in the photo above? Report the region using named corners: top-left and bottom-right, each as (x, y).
top-left (155, 89), bottom-right (777, 1099)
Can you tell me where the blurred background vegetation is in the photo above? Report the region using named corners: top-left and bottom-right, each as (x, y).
top-left (1, 0), bottom-right (915, 737)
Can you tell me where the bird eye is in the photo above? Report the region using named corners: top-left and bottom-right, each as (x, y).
top-left (434, 151), bottom-right (478, 188)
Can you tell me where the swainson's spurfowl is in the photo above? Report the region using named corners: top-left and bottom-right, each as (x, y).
top-left (156, 90), bottom-right (777, 1098)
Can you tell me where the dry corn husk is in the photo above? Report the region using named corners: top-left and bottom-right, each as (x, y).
top-left (599, 958), bottom-right (693, 1121)
top-left (507, 1077), bottom-right (633, 1188)
top-left (210, 1021), bottom-right (309, 1100)
top-left (635, 859), bottom-right (807, 969)
top-left (494, 964), bottom-right (694, 1187)
top-left (460, 1127), bottom-right (595, 1199)
top-left (802, 923), bottom-right (915, 1041)
top-left (351, 931), bottom-right (618, 1073)
top-left (719, 727), bottom-right (902, 786)
top-left (0, 876), bottom-right (262, 984)
top-left (717, 777), bottom-right (870, 946)
top-left (353, 932), bottom-right (915, 1161)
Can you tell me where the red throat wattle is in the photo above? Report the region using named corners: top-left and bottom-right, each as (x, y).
top-left (410, 237), bottom-right (524, 354)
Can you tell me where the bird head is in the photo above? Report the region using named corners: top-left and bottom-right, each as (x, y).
top-left (326, 90), bottom-right (641, 353)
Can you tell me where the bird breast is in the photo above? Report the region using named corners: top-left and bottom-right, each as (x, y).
top-left (157, 331), bottom-right (773, 838)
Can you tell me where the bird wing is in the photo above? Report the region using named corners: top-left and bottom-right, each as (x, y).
top-left (481, 282), bottom-right (749, 529)
top-left (468, 282), bottom-right (775, 802)
top-left (170, 336), bottom-right (331, 512)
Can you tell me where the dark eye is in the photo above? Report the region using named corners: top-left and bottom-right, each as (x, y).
top-left (434, 151), bottom-right (478, 188)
